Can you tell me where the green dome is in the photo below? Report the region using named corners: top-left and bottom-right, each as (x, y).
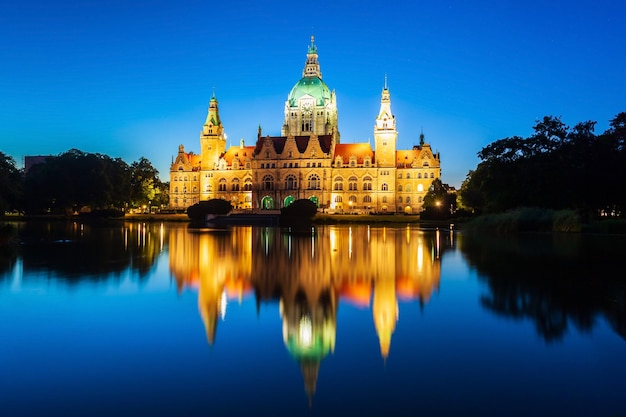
top-left (287, 76), bottom-right (331, 107)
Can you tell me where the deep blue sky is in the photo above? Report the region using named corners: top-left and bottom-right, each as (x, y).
top-left (1, 0), bottom-right (624, 187)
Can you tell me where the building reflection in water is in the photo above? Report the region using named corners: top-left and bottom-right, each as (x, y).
top-left (169, 225), bottom-right (446, 400)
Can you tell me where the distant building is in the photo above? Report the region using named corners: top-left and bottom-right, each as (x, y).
top-left (24, 155), bottom-right (53, 174)
top-left (170, 37), bottom-right (441, 214)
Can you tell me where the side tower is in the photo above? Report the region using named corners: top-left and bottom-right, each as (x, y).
top-left (373, 78), bottom-right (397, 212)
top-left (282, 36), bottom-right (339, 139)
top-left (200, 93), bottom-right (226, 170)
top-left (374, 78), bottom-right (397, 168)
top-left (199, 93), bottom-right (226, 200)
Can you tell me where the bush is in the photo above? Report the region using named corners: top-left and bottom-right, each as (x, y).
top-left (281, 199), bottom-right (318, 224)
top-left (187, 199), bottom-right (233, 221)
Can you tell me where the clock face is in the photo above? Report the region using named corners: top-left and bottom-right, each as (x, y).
top-left (301, 101), bottom-right (313, 115)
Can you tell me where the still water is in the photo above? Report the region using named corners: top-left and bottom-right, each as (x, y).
top-left (1, 221), bottom-right (624, 416)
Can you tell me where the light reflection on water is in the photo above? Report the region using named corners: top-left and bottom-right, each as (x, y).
top-left (0, 221), bottom-right (624, 416)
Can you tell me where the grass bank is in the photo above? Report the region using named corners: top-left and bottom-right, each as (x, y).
top-left (463, 207), bottom-right (626, 234)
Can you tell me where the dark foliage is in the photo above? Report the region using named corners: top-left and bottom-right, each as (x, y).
top-left (281, 199), bottom-right (318, 225)
top-left (19, 149), bottom-right (166, 214)
top-left (459, 112), bottom-right (626, 217)
top-left (0, 152), bottom-right (23, 215)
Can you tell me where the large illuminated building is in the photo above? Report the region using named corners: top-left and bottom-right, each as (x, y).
top-left (170, 37), bottom-right (441, 213)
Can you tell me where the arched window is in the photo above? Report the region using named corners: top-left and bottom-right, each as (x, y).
top-left (262, 175), bottom-right (274, 191)
top-left (334, 176), bottom-right (343, 191)
top-left (174, 187), bottom-right (178, 193)
top-left (406, 185), bottom-right (411, 192)
top-left (335, 196), bottom-right (343, 203)
top-left (418, 173), bottom-right (422, 179)
top-left (381, 183), bottom-right (388, 191)
top-left (399, 197), bottom-right (403, 203)
top-left (406, 173), bottom-right (411, 179)
top-left (193, 186), bottom-right (197, 192)
top-left (363, 176), bottom-right (372, 191)
top-left (308, 174), bottom-right (320, 190)
top-left (348, 176), bottom-right (358, 191)
top-left (218, 178), bottom-right (227, 191)
top-left (430, 172), bottom-right (434, 178)
top-left (349, 195), bottom-right (357, 203)
top-left (231, 178), bottom-right (240, 191)
top-left (244, 178), bottom-right (252, 191)
top-left (382, 196), bottom-right (387, 203)
top-left (285, 175), bottom-right (297, 190)
top-left (398, 185), bottom-right (403, 192)
top-left (406, 197), bottom-right (411, 203)
top-left (363, 195), bottom-right (372, 203)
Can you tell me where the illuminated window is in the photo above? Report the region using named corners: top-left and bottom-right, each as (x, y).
top-left (363, 195), bottom-right (372, 203)
top-left (335, 196), bottom-right (343, 203)
top-left (363, 176), bottom-right (372, 191)
top-left (348, 176), bottom-right (358, 191)
top-left (285, 175), bottom-right (297, 190)
top-left (308, 174), bottom-right (320, 190)
top-left (334, 176), bottom-right (343, 191)
top-left (262, 175), bottom-right (274, 191)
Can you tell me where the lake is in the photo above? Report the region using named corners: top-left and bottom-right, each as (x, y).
top-left (1, 221), bottom-right (624, 416)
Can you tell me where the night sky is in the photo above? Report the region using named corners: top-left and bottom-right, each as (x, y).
top-left (1, 0), bottom-right (624, 187)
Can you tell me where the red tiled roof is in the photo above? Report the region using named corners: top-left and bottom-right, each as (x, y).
top-left (222, 146), bottom-right (255, 165)
top-left (334, 143), bottom-right (374, 164)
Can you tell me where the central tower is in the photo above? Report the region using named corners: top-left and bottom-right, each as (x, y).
top-left (282, 36), bottom-right (339, 139)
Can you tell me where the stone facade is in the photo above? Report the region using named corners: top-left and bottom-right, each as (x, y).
top-left (170, 37), bottom-right (441, 214)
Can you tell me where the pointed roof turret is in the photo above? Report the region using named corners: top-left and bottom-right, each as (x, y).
top-left (303, 35), bottom-right (322, 78)
top-left (375, 77), bottom-right (395, 132)
top-left (204, 93), bottom-right (222, 128)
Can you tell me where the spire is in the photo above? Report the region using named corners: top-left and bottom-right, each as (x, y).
top-left (303, 35), bottom-right (322, 78)
top-left (204, 93), bottom-right (221, 127)
top-left (375, 79), bottom-right (395, 131)
top-left (420, 127), bottom-right (425, 145)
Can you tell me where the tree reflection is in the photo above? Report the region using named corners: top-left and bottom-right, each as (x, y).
top-left (460, 232), bottom-right (626, 342)
top-left (7, 220), bottom-right (166, 282)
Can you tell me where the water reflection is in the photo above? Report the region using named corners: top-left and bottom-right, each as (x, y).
top-left (169, 225), bottom-right (448, 399)
top-left (2, 221), bottom-right (166, 282)
top-left (461, 232), bottom-right (626, 342)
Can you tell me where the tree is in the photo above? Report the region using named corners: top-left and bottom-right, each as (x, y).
top-left (422, 179), bottom-right (456, 219)
top-left (187, 199), bottom-right (233, 221)
top-left (130, 157), bottom-right (161, 208)
top-left (0, 152), bottom-right (22, 214)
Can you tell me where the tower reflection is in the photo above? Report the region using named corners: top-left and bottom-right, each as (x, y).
top-left (169, 225), bottom-right (446, 400)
